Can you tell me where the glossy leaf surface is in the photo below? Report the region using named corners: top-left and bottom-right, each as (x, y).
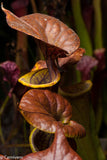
top-left (2, 5), bottom-right (80, 58)
top-left (32, 48), bottom-right (85, 70)
top-left (29, 128), bottom-right (77, 152)
top-left (18, 67), bottom-right (60, 88)
top-left (21, 125), bottom-right (82, 160)
top-left (58, 48), bottom-right (85, 67)
top-left (31, 60), bottom-right (47, 72)
top-left (19, 89), bottom-right (85, 137)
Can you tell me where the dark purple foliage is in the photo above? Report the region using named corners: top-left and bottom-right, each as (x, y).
top-left (0, 61), bottom-right (20, 88)
top-left (11, 0), bottom-right (29, 17)
top-left (91, 48), bottom-right (106, 113)
top-left (82, 5), bottom-right (93, 33)
top-left (11, 0), bottom-right (29, 10)
top-left (94, 48), bottom-right (106, 71)
top-left (76, 55), bottom-right (98, 80)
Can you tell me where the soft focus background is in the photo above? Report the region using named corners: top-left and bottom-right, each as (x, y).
top-left (0, 0), bottom-right (107, 158)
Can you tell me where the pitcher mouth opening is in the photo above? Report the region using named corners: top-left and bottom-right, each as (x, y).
top-left (59, 80), bottom-right (92, 98)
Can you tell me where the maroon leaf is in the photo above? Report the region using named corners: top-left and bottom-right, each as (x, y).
top-left (82, 4), bottom-right (93, 33)
top-left (21, 124), bottom-right (82, 160)
top-left (0, 60), bottom-right (20, 88)
top-left (19, 89), bottom-right (85, 138)
top-left (2, 5), bottom-right (84, 85)
top-left (29, 128), bottom-right (77, 152)
top-left (94, 48), bottom-right (106, 71)
top-left (11, 0), bottom-right (29, 10)
top-left (31, 47), bottom-right (85, 72)
top-left (2, 5), bottom-right (80, 58)
top-left (76, 55), bottom-right (98, 80)
top-left (58, 48), bottom-right (85, 67)
top-left (11, 0), bottom-right (29, 17)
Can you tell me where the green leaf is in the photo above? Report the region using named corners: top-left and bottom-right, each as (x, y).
top-left (59, 80), bottom-right (105, 160)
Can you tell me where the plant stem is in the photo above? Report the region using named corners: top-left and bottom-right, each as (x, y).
top-left (93, 0), bottom-right (103, 49)
top-left (0, 95), bottom-right (10, 144)
top-left (0, 95), bottom-right (9, 115)
top-left (71, 0), bottom-right (93, 56)
top-left (24, 119), bottom-right (28, 143)
top-left (46, 56), bottom-right (57, 82)
top-left (16, 32), bottom-right (29, 74)
top-left (30, 0), bottom-right (37, 13)
top-left (93, 0), bottom-right (104, 137)
top-left (0, 116), bottom-right (5, 144)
